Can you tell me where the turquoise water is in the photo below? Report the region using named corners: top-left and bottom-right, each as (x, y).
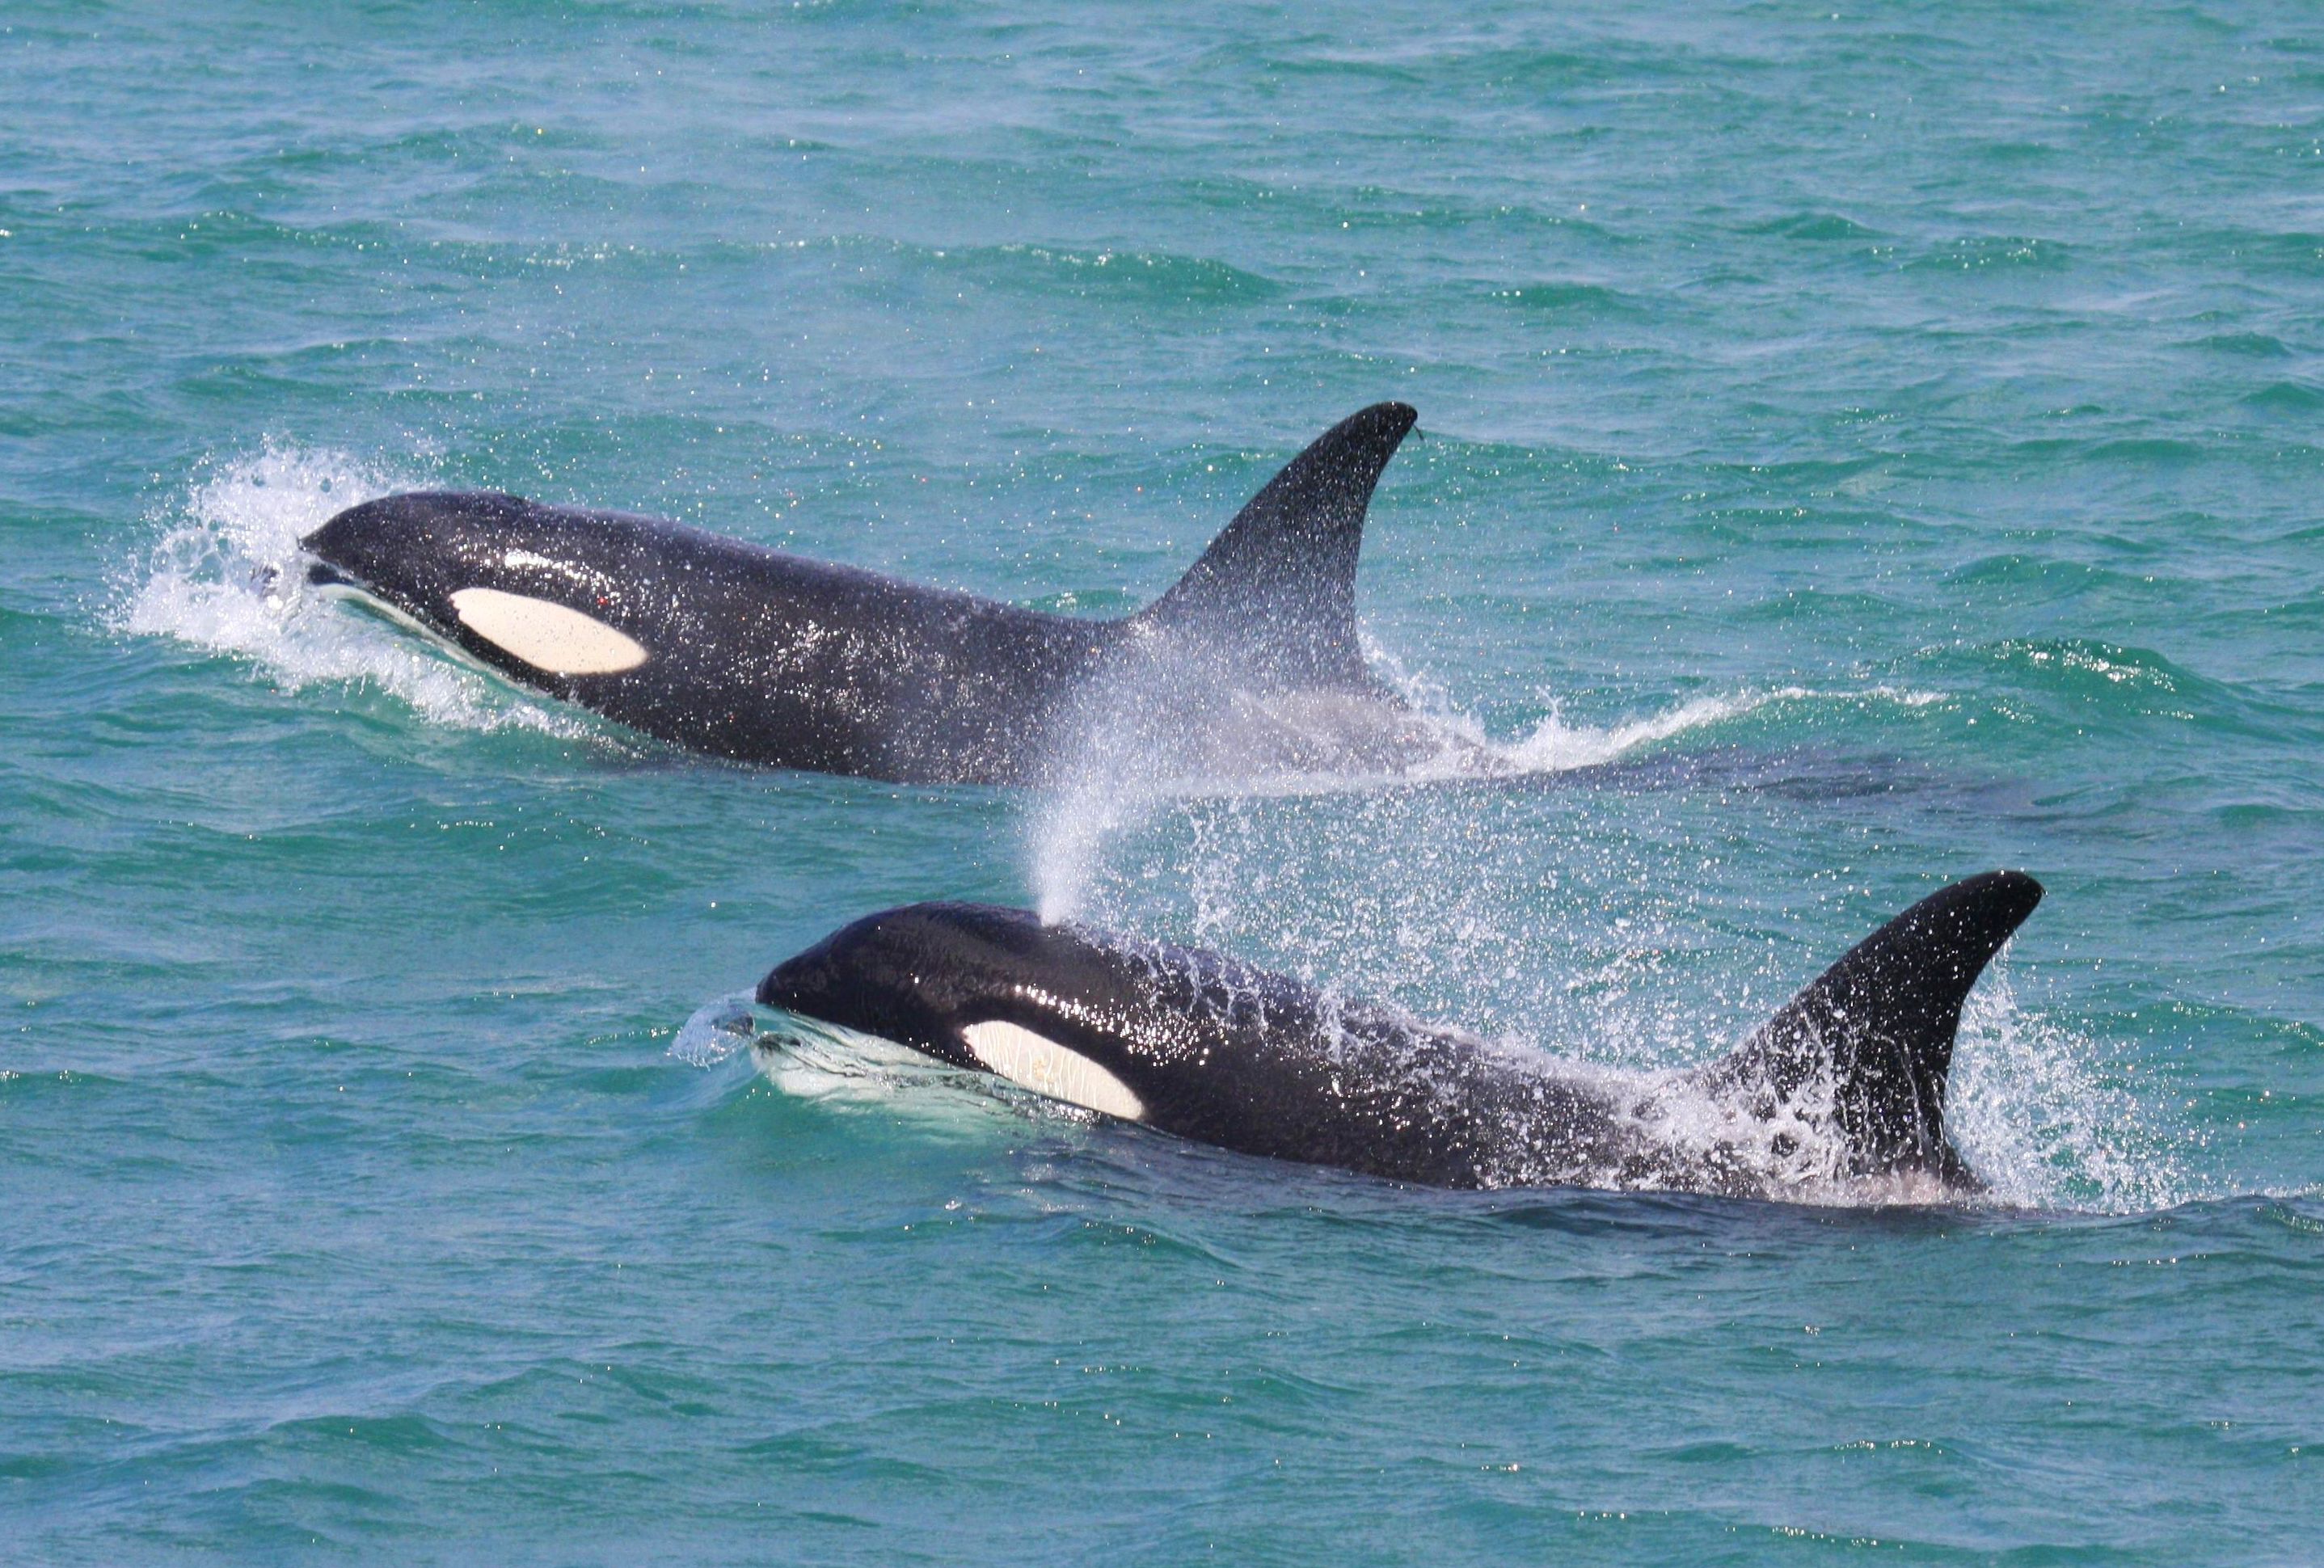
top-left (6, 0), bottom-right (2323, 1558)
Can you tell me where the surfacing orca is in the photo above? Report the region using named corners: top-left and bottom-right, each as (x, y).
top-left (300, 403), bottom-right (1432, 784)
top-left (757, 871), bottom-right (2044, 1199)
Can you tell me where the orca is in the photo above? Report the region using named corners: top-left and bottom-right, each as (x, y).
top-left (757, 872), bottom-right (2044, 1199)
top-left (299, 403), bottom-right (1431, 784)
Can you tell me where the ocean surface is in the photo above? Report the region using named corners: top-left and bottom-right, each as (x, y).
top-left (5, 1), bottom-right (2322, 1560)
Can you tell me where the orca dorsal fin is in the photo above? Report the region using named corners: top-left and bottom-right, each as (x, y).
top-left (1138, 402), bottom-right (1417, 688)
top-left (1704, 871), bottom-right (2044, 1182)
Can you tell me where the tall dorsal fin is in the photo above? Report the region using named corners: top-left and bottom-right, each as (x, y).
top-left (1702, 871), bottom-right (2044, 1182)
top-left (1137, 402), bottom-right (1417, 688)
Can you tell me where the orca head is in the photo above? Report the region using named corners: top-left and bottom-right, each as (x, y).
top-left (302, 492), bottom-right (650, 678)
top-left (758, 901), bottom-right (1107, 1056)
top-left (758, 902), bottom-right (1156, 1121)
top-left (303, 491), bottom-right (520, 614)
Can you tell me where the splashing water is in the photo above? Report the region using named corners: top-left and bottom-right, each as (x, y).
top-left (1948, 970), bottom-right (2200, 1212)
top-left (1029, 651), bottom-right (1947, 923)
top-left (115, 442), bottom-right (594, 738)
top-left (1007, 651), bottom-right (2190, 1213)
top-left (672, 991), bottom-right (760, 1066)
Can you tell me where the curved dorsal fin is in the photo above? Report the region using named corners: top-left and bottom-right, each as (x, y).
top-left (1705, 871), bottom-right (2044, 1182)
top-left (1137, 402), bottom-right (1417, 689)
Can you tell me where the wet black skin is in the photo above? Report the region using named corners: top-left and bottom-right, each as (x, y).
top-left (760, 873), bottom-right (2044, 1195)
top-left (301, 403), bottom-right (1420, 785)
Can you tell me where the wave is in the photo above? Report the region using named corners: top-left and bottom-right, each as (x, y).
top-left (114, 442), bottom-right (597, 740)
top-left (1428, 684), bottom-right (1945, 779)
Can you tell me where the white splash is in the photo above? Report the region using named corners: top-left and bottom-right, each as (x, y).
top-left (671, 991), bottom-right (759, 1066)
top-left (115, 442), bottom-right (593, 738)
top-left (749, 1013), bottom-right (1043, 1126)
top-left (1947, 969), bottom-right (2196, 1212)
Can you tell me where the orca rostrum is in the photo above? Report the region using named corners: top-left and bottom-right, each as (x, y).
top-left (757, 872), bottom-right (2044, 1199)
top-left (301, 403), bottom-right (1427, 783)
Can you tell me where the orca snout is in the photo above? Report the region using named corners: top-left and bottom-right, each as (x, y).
top-left (758, 902), bottom-right (1054, 1050)
top-left (301, 491), bottom-right (528, 601)
top-left (301, 496), bottom-right (403, 593)
top-left (757, 922), bottom-right (876, 1019)
top-left (301, 491), bottom-right (656, 679)
top-left (302, 494), bottom-right (458, 611)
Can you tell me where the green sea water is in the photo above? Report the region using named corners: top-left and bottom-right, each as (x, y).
top-left (5, 2), bottom-right (2322, 1560)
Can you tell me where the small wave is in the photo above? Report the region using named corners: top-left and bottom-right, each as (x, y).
top-left (1367, 646), bottom-right (1946, 783)
top-left (2189, 330), bottom-right (2292, 359)
top-left (2242, 380), bottom-right (2324, 414)
top-left (1487, 280), bottom-right (1643, 316)
top-left (1740, 212), bottom-right (1881, 242)
top-left (1984, 637), bottom-right (2195, 711)
top-left (115, 442), bottom-right (593, 739)
top-left (1903, 234), bottom-right (2072, 273)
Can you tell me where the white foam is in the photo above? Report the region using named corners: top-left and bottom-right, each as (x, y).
top-left (1474, 691), bottom-right (1760, 774)
top-left (747, 1012), bottom-right (1107, 1135)
top-left (1947, 969), bottom-right (2196, 1213)
top-left (749, 1014), bottom-right (954, 1102)
top-left (1436, 961), bottom-right (2189, 1211)
top-left (1399, 677), bottom-right (1949, 781)
top-left (672, 991), bottom-right (759, 1066)
top-left (115, 442), bottom-right (596, 738)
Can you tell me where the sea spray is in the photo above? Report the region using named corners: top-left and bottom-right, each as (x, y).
top-left (1949, 970), bottom-right (2199, 1212)
top-left (1028, 639), bottom-right (1951, 922)
top-left (118, 442), bottom-right (595, 739)
top-left (1027, 629), bottom-right (1478, 920)
top-left (1018, 666), bottom-right (2183, 1212)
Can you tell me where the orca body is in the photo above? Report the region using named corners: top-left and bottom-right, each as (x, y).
top-left (301, 403), bottom-right (1426, 784)
top-left (758, 872), bottom-right (2044, 1198)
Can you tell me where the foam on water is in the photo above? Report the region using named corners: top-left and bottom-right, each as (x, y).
top-left (116, 443), bottom-right (595, 739)
top-left (749, 1012), bottom-right (1089, 1132)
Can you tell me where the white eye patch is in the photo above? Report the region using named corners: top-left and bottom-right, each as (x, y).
top-left (449, 587), bottom-right (648, 675)
top-left (961, 1020), bottom-right (1146, 1122)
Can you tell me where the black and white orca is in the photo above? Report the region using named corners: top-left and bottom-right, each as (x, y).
top-left (301, 403), bottom-right (1432, 784)
top-left (757, 871), bottom-right (2044, 1199)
